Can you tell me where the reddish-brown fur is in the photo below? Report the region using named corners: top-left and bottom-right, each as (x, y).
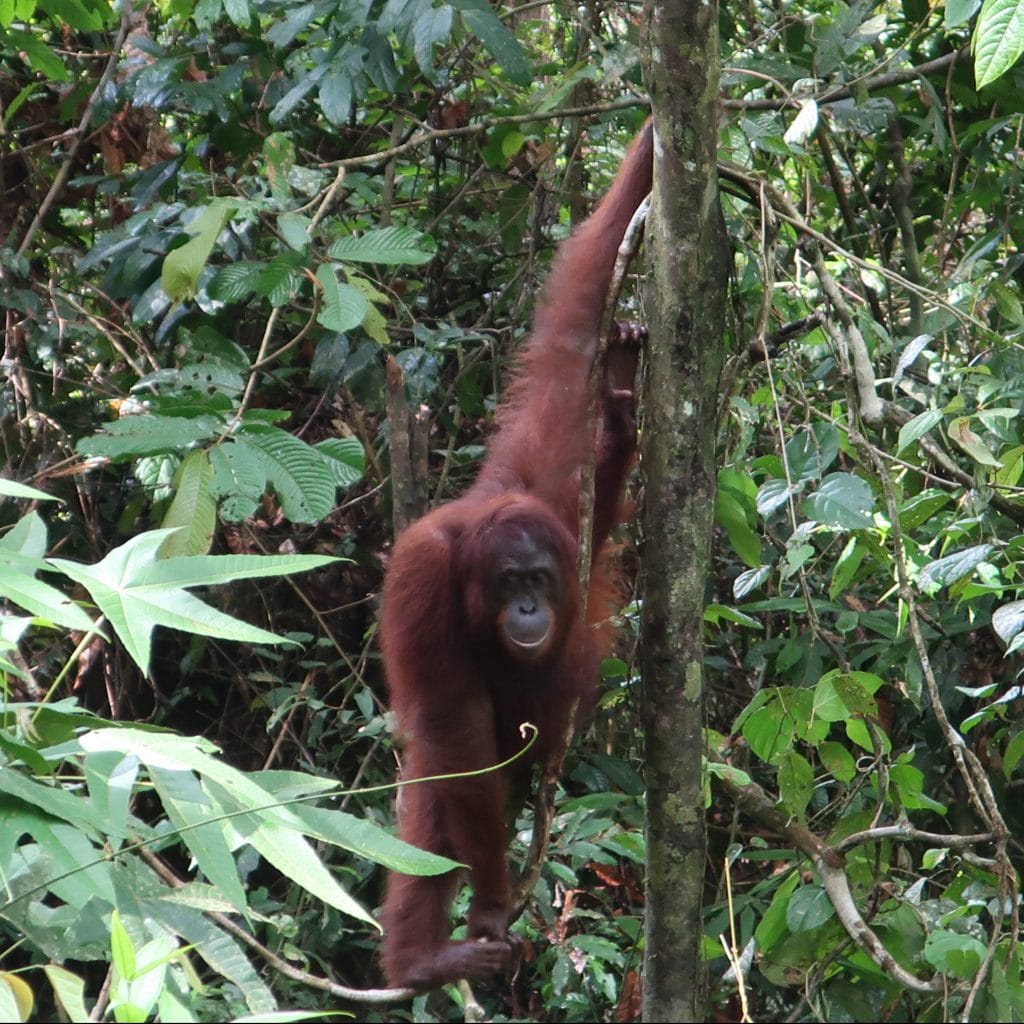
top-left (379, 122), bottom-right (654, 991)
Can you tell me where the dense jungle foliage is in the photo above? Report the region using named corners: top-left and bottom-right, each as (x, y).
top-left (3, 0), bottom-right (1024, 1021)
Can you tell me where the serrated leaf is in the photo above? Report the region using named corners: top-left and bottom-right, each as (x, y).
top-left (149, 763), bottom-right (249, 913)
top-left (255, 254), bottom-right (305, 308)
top-left (328, 226), bottom-right (436, 266)
top-left (77, 414), bottom-right (222, 461)
top-left (207, 262), bottom-right (261, 303)
top-left (919, 543), bottom-right (994, 593)
top-left (974, 0), bottom-right (1024, 88)
top-left (159, 450), bottom-right (217, 557)
top-left (802, 472), bottom-right (875, 530)
top-left (237, 426), bottom-right (337, 523)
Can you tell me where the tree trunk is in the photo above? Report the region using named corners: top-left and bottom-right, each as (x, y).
top-left (640, 3), bottom-right (728, 1021)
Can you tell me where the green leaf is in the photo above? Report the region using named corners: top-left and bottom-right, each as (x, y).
top-left (898, 489), bottom-right (952, 531)
top-left (159, 450), bottom-right (217, 557)
top-left (412, 3), bottom-right (453, 77)
top-left (974, 0), bottom-right (1024, 87)
top-left (207, 262), bottom-right (261, 303)
top-left (734, 565), bottom-right (771, 599)
top-left (237, 426), bottom-right (337, 523)
top-left (992, 599), bottom-right (1024, 646)
top-left (162, 201), bottom-right (236, 304)
top-left (277, 212), bottom-right (310, 252)
top-left (818, 740), bottom-right (857, 782)
top-left (222, 0), bottom-right (250, 27)
top-left (77, 415), bottom-right (223, 461)
top-left (897, 409), bottom-right (943, 453)
top-left (0, 972), bottom-right (33, 1023)
top-left (318, 66), bottom-right (353, 125)
top-left (801, 473), bottom-right (875, 530)
top-left (0, 478), bottom-right (56, 501)
top-left (786, 884), bottom-right (834, 932)
top-left (829, 536), bottom-right (866, 599)
top-left (109, 910), bottom-right (137, 988)
top-left (923, 929), bottom-right (987, 977)
top-left (315, 264), bottom-right (369, 332)
top-left (6, 28), bottom-right (69, 80)
top-left (49, 531), bottom-right (336, 672)
top-left (785, 423), bottom-right (839, 482)
top-left (741, 690), bottom-right (795, 762)
top-left (314, 436), bottom-right (365, 489)
top-left (715, 480), bottom-right (761, 568)
top-left (1004, 730), bottom-right (1024, 778)
top-left (451, 0), bottom-right (531, 84)
top-left (703, 604), bottom-right (762, 629)
top-left (208, 442), bottom-right (266, 522)
top-left (42, 966), bottom-right (90, 1024)
top-left (46, 0), bottom-right (105, 28)
top-left (919, 543), bottom-right (994, 593)
top-left (149, 763), bottom-right (248, 913)
top-left (328, 226), bottom-right (436, 266)
top-left (948, 415), bottom-right (1002, 467)
top-left (891, 763), bottom-right (947, 812)
top-left (757, 477), bottom-right (795, 518)
top-left (947, 0), bottom-right (982, 26)
top-left (774, 749), bottom-right (814, 817)
top-left (754, 870), bottom-right (800, 953)
top-left (0, 515), bottom-right (96, 631)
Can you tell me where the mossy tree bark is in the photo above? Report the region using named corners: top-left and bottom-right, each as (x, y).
top-left (640, 3), bottom-right (728, 1021)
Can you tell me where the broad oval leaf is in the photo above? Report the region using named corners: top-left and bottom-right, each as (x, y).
top-left (974, 0), bottom-right (1024, 88)
top-left (315, 264), bottom-right (369, 332)
top-left (786, 884), bottom-right (834, 933)
top-left (802, 473), bottom-right (875, 530)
